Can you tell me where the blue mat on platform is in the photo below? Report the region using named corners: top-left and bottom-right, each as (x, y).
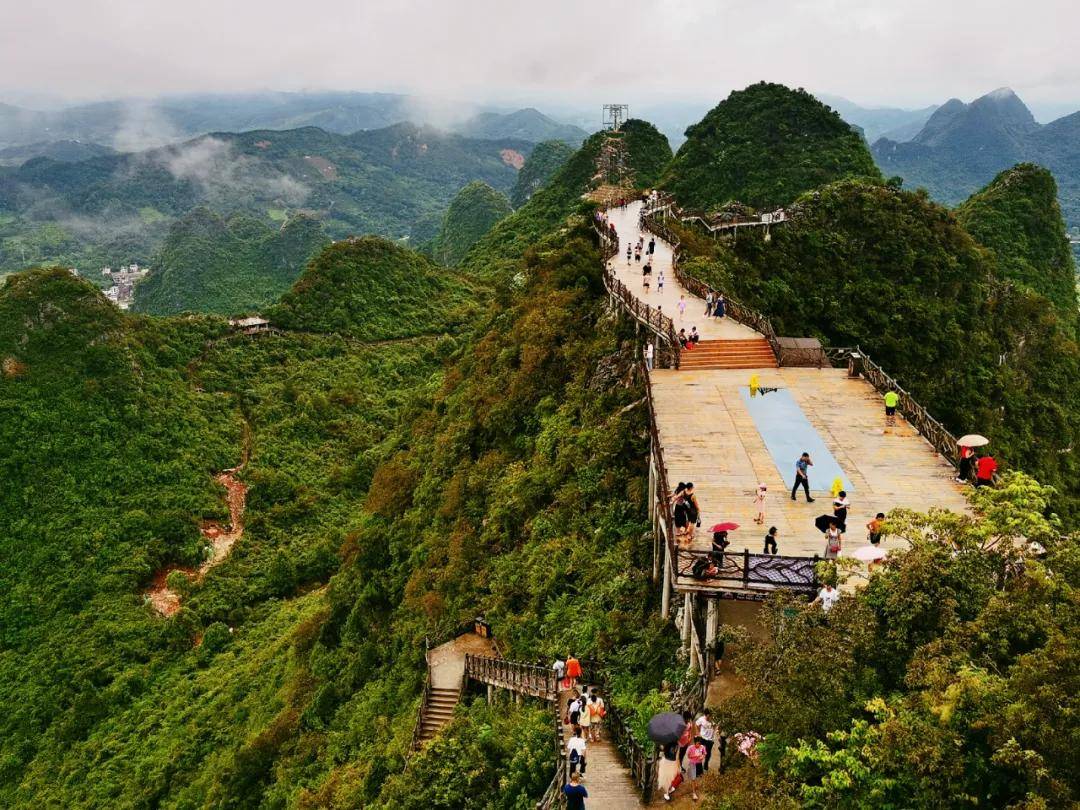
top-left (739, 386), bottom-right (853, 494)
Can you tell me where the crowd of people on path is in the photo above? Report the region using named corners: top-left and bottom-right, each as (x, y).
top-left (658, 710), bottom-right (720, 802)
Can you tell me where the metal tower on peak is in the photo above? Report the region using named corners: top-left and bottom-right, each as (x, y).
top-left (602, 104), bottom-right (629, 131)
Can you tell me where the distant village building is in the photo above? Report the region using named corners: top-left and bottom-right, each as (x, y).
top-left (100, 263), bottom-right (149, 310)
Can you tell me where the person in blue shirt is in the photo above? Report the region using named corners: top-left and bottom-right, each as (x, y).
top-left (790, 452), bottom-right (815, 503)
top-left (563, 772), bottom-right (588, 809)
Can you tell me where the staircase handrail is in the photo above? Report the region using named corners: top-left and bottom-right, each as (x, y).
top-left (408, 669), bottom-right (433, 752)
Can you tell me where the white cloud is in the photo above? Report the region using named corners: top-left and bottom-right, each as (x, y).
top-left (0, 0), bottom-right (1076, 109)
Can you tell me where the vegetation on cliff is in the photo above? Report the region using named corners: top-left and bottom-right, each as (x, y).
top-left (663, 82), bottom-right (882, 210)
top-left (267, 235), bottom-right (483, 339)
top-left (134, 208), bottom-right (330, 315)
top-left (510, 139), bottom-right (575, 208)
top-left (432, 180), bottom-right (512, 267)
top-left (956, 163), bottom-right (1078, 318)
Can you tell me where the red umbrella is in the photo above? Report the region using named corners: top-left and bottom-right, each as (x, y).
top-left (710, 522), bottom-right (740, 532)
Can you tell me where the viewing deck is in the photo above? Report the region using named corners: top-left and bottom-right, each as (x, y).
top-left (603, 202), bottom-right (971, 597)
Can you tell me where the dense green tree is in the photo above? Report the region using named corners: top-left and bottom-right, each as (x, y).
top-left (663, 82), bottom-right (882, 210)
top-left (510, 139), bottom-right (575, 208)
top-left (432, 181), bottom-right (512, 267)
top-left (956, 163), bottom-right (1078, 320)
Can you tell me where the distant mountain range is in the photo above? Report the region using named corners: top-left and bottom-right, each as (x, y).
top-left (871, 88), bottom-right (1080, 232)
top-left (818, 94), bottom-right (940, 143)
top-left (0, 92), bottom-right (588, 154)
top-left (0, 122), bottom-right (533, 275)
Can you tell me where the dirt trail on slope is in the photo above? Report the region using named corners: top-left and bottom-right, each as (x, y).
top-left (146, 433), bottom-right (250, 616)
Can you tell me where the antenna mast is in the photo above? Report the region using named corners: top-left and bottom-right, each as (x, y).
top-left (602, 104), bottom-right (629, 131)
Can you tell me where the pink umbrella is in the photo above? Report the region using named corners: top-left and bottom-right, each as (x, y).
top-left (710, 522), bottom-right (740, 532)
top-left (848, 545), bottom-right (887, 562)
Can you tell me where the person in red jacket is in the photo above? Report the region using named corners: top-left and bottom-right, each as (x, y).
top-left (975, 455), bottom-right (998, 487)
top-left (565, 655), bottom-right (582, 689)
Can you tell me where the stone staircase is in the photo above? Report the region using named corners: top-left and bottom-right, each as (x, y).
top-left (416, 685), bottom-right (461, 743)
top-left (679, 338), bottom-right (777, 370)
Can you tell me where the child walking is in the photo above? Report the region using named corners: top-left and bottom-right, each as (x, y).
top-left (753, 482), bottom-right (767, 524)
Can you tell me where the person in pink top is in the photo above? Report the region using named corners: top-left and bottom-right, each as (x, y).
top-left (685, 736), bottom-right (708, 801)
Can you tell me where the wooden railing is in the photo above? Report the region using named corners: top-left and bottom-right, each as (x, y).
top-left (605, 699), bottom-right (657, 803)
top-left (676, 547), bottom-right (819, 593)
top-left (536, 704), bottom-right (568, 810)
top-left (464, 654), bottom-right (558, 700)
top-left (824, 347), bottom-right (964, 469)
top-left (408, 670), bottom-right (432, 752)
top-left (593, 223), bottom-right (681, 369)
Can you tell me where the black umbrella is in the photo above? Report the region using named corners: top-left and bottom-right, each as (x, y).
top-left (647, 711), bottom-right (686, 745)
top-left (814, 514), bottom-right (838, 534)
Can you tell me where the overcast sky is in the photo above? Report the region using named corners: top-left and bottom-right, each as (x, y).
top-left (2, 0), bottom-right (1077, 111)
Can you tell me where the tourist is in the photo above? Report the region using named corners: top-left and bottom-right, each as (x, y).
top-left (763, 525), bottom-right (778, 555)
top-left (587, 692), bottom-right (605, 741)
top-left (677, 711), bottom-right (695, 767)
top-left (689, 326), bottom-right (699, 346)
top-left (832, 490), bottom-right (850, 532)
top-left (691, 555), bottom-right (720, 580)
top-left (824, 522), bottom-right (843, 559)
top-left (577, 687), bottom-right (593, 738)
top-left (685, 736), bottom-right (708, 800)
top-left (657, 270), bottom-right (665, 293)
top-left (712, 530), bottom-right (730, 555)
top-left (673, 485), bottom-right (691, 545)
top-left (648, 237), bottom-right (656, 255)
top-left (658, 743), bottom-right (680, 801)
top-left (567, 691), bottom-right (582, 726)
top-left (563, 772), bottom-right (588, 809)
top-left (753, 482), bottom-right (767, 524)
top-left (553, 656), bottom-right (566, 687)
top-left (975, 454), bottom-right (997, 487)
top-left (566, 654), bottom-right (582, 689)
top-left (812, 582), bottom-right (840, 613)
top-left (705, 291), bottom-right (714, 316)
top-left (884, 389), bottom-right (900, 427)
top-left (678, 295), bottom-right (687, 320)
top-left (626, 243), bottom-right (632, 264)
top-left (957, 444), bottom-right (976, 483)
top-left (866, 512), bottom-right (885, 545)
top-left (644, 342), bottom-right (654, 371)
top-left (712, 636), bottom-right (725, 677)
top-left (714, 294), bottom-right (726, 319)
top-left (695, 710), bottom-right (717, 771)
top-left (791, 452), bottom-right (815, 502)
top-left (683, 483), bottom-right (701, 542)
top-left (567, 727), bottom-right (587, 777)
top-left (634, 245), bottom-right (642, 262)
top-left (678, 329), bottom-right (688, 349)
top-left (643, 276), bottom-right (650, 294)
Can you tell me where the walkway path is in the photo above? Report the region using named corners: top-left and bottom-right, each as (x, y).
top-left (607, 202), bottom-right (969, 574)
top-left (558, 687), bottom-right (642, 809)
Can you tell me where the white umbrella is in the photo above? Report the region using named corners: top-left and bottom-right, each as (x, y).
top-left (957, 434), bottom-right (990, 447)
top-left (848, 545), bottom-right (887, 562)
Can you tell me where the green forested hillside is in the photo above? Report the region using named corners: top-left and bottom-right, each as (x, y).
top-left (671, 179), bottom-right (1080, 514)
top-left (133, 208), bottom-right (330, 315)
top-left (956, 163), bottom-right (1078, 318)
top-left (267, 235), bottom-right (483, 338)
top-left (663, 82), bottom-right (882, 210)
top-left (431, 180), bottom-right (512, 267)
top-left (464, 119), bottom-right (670, 280)
top-left (0, 123), bottom-right (532, 277)
top-left (510, 139), bottom-right (575, 207)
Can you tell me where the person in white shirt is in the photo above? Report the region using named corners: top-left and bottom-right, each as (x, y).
top-left (644, 342), bottom-right (654, 371)
top-left (553, 657), bottom-right (566, 686)
top-left (695, 710), bottom-right (717, 771)
top-left (566, 728), bottom-right (587, 777)
top-left (813, 584), bottom-right (840, 613)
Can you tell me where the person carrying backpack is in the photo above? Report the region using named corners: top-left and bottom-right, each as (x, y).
top-left (566, 727), bottom-right (587, 777)
top-left (587, 692), bottom-right (605, 741)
